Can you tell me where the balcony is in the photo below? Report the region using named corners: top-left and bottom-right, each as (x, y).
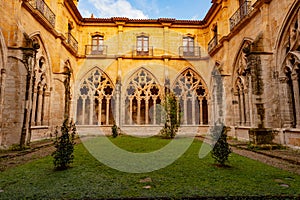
top-left (229, 1), bottom-right (252, 31)
top-left (67, 33), bottom-right (78, 52)
top-left (208, 35), bottom-right (218, 53)
top-left (132, 46), bottom-right (154, 57)
top-left (179, 46), bottom-right (201, 58)
top-left (85, 45), bottom-right (108, 56)
top-left (28, 0), bottom-right (55, 27)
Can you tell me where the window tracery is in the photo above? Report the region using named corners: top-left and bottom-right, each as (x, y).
top-left (125, 68), bottom-right (162, 125)
top-left (233, 41), bottom-right (252, 127)
top-left (279, 6), bottom-right (300, 128)
top-left (76, 68), bottom-right (114, 125)
top-left (173, 68), bottom-right (208, 125)
top-left (30, 38), bottom-right (50, 127)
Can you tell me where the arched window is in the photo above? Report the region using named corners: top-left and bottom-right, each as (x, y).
top-left (125, 68), bottom-right (162, 125)
top-left (173, 68), bottom-right (208, 125)
top-left (30, 38), bottom-right (51, 127)
top-left (76, 68), bottom-right (114, 125)
top-left (278, 5), bottom-right (300, 128)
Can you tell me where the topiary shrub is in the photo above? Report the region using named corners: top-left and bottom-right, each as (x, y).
top-left (52, 118), bottom-right (76, 170)
top-left (211, 124), bottom-right (231, 166)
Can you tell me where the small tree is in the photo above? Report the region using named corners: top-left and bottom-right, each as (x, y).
top-left (211, 124), bottom-right (231, 166)
top-left (52, 118), bottom-right (76, 170)
top-left (160, 92), bottom-right (180, 139)
top-left (111, 122), bottom-right (119, 138)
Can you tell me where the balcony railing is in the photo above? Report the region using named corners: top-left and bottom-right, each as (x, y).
top-left (179, 46), bottom-right (201, 57)
top-left (229, 1), bottom-right (252, 31)
top-left (28, 0), bottom-right (56, 27)
top-left (208, 35), bottom-right (218, 52)
top-left (85, 45), bottom-right (108, 56)
top-left (67, 33), bottom-right (78, 52)
top-left (132, 46), bottom-right (154, 57)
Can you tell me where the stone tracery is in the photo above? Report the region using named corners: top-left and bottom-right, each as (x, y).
top-left (124, 68), bottom-right (162, 125)
top-left (278, 6), bottom-right (300, 128)
top-left (172, 68), bottom-right (208, 125)
top-left (76, 68), bottom-right (114, 125)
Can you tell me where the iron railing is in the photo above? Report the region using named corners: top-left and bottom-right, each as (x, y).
top-left (85, 45), bottom-right (108, 56)
top-left (67, 33), bottom-right (78, 52)
top-left (229, 1), bottom-right (252, 31)
top-left (179, 46), bottom-right (201, 57)
top-left (208, 35), bottom-right (218, 52)
top-left (132, 46), bottom-right (154, 57)
top-left (28, 0), bottom-right (56, 27)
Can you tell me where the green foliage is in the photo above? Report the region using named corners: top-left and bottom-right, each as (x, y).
top-left (1, 137), bottom-right (300, 199)
top-left (159, 92), bottom-right (180, 139)
top-left (8, 144), bottom-right (30, 151)
top-left (111, 123), bottom-right (119, 138)
top-left (211, 124), bottom-right (232, 166)
top-left (52, 118), bottom-right (76, 170)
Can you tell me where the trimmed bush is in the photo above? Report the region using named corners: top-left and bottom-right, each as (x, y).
top-left (52, 119), bottom-right (76, 170)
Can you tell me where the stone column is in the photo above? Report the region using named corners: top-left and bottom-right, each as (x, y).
top-left (36, 87), bottom-right (43, 126)
top-left (82, 97), bottom-right (86, 125)
top-left (292, 73), bottom-right (300, 127)
top-left (89, 96), bottom-right (94, 125)
top-left (199, 97), bottom-right (203, 125)
top-left (106, 98), bottom-right (110, 125)
top-left (98, 97), bottom-right (102, 125)
top-left (145, 99), bottom-right (149, 125)
top-left (31, 88), bottom-right (38, 125)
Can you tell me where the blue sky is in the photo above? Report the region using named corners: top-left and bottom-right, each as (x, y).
top-left (78, 0), bottom-right (212, 20)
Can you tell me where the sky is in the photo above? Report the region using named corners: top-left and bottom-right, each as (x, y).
top-left (78, 0), bottom-right (212, 20)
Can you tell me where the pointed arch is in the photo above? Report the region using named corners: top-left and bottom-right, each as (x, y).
top-left (29, 33), bottom-right (52, 126)
top-left (231, 38), bottom-right (254, 127)
top-left (276, 2), bottom-right (300, 128)
top-left (172, 68), bottom-right (209, 125)
top-left (124, 67), bottom-right (163, 125)
top-left (76, 67), bottom-right (115, 125)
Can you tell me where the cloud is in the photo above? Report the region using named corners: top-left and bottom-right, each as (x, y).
top-left (86, 0), bottom-right (148, 19)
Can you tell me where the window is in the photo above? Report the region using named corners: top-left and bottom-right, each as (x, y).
top-left (92, 35), bottom-right (104, 54)
top-left (183, 36), bottom-right (194, 56)
top-left (136, 35), bottom-right (149, 55)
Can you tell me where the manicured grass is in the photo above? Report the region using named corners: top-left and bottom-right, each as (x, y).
top-left (0, 136), bottom-right (300, 199)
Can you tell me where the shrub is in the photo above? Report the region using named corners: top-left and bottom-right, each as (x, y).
top-left (112, 123), bottom-right (119, 138)
top-left (52, 118), bottom-right (76, 170)
top-left (211, 124), bottom-right (231, 166)
top-left (159, 92), bottom-right (180, 139)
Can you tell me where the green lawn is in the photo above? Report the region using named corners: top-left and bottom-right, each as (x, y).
top-left (0, 136), bottom-right (300, 199)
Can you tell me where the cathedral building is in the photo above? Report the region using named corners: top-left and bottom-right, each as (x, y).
top-left (0, 0), bottom-right (299, 148)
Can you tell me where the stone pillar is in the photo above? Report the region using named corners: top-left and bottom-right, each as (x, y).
top-left (129, 98), bottom-right (133, 125)
top-left (89, 97), bottom-right (94, 125)
top-left (36, 87), bottom-right (43, 125)
top-left (31, 88), bottom-right (38, 125)
top-left (199, 97), bottom-right (203, 125)
top-left (98, 98), bottom-right (102, 125)
top-left (145, 99), bottom-right (149, 125)
top-left (106, 98), bottom-right (110, 125)
top-left (279, 77), bottom-right (293, 127)
top-left (292, 73), bottom-right (300, 128)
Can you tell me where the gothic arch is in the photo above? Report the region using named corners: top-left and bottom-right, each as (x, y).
top-left (232, 39), bottom-right (254, 127)
top-left (124, 67), bottom-right (163, 125)
top-left (29, 33), bottom-right (52, 127)
top-left (276, 2), bottom-right (300, 128)
top-left (76, 67), bottom-right (115, 125)
top-left (172, 68), bottom-right (209, 125)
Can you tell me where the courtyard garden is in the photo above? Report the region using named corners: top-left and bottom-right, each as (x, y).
top-left (0, 136), bottom-right (300, 199)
